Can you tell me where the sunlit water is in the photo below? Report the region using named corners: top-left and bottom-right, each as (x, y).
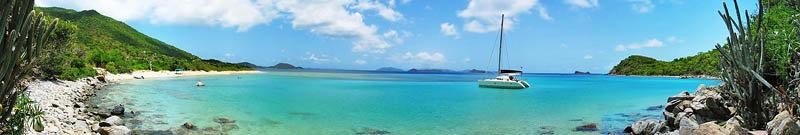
top-left (88, 69), bottom-right (719, 135)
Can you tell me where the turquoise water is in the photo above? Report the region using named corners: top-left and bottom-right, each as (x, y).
top-left (89, 70), bottom-right (719, 134)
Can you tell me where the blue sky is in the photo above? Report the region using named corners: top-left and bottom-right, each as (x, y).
top-left (37, 0), bottom-right (758, 73)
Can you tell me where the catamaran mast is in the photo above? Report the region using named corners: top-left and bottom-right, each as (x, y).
top-left (498, 14), bottom-right (504, 75)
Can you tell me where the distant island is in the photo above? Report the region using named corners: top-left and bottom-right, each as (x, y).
top-left (376, 67), bottom-right (404, 72)
top-left (267, 63), bottom-right (303, 69)
top-left (608, 50), bottom-right (719, 78)
top-left (407, 68), bottom-right (456, 73)
top-left (574, 71), bottom-right (591, 74)
top-left (464, 69), bottom-right (489, 73)
top-left (237, 62), bottom-right (265, 69)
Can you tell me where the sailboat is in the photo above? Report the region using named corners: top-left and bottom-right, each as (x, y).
top-left (477, 14), bottom-right (531, 89)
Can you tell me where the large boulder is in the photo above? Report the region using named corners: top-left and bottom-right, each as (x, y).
top-left (111, 104), bottom-right (125, 116)
top-left (725, 116), bottom-right (752, 135)
top-left (693, 122), bottom-right (725, 135)
top-left (678, 116), bottom-right (700, 135)
top-left (104, 116), bottom-right (124, 126)
top-left (664, 91), bottom-right (695, 128)
top-left (99, 126), bottom-right (131, 135)
top-left (767, 111), bottom-right (800, 135)
top-left (631, 119), bottom-right (669, 135)
top-left (691, 90), bottom-right (731, 123)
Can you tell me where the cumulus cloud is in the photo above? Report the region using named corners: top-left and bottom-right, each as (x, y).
top-left (614, 38), bottom-right (664, 51)
top-left (351, 0), bottom-right (404, 21)
top-left (666, 36), bottom-right (684, 43)
top-left (354, 59), bottom-right (367, 65)
top-left (38, 0), bottom-right (405, 53)
top-left (628, 0), bottom-right (654, 13)
top-left (303, 52), bottom-right (340, 63)
top-left (457, 0), bottom-right (548, 33)
top-left (440, 22), bottom-right (460, 38)
top-left (390, 52), bottom-right (446, 65)
top-left (564, 0), bottom-right (599, 8)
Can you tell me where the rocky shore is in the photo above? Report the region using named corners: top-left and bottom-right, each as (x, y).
top-left (21, 70), bottom-right (262, 135)
top-left (623, 84), bottom-right (800, 135)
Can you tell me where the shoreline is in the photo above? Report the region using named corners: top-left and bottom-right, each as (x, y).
top-left (23, 70), bottom-right (263, 135)
top-left (104, 70), bottom-right (264, 82)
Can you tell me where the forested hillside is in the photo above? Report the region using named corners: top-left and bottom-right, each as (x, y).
top-left (35, 7), bottom-right (252, 80)
top-left (608, 50), bottom-right (721, 76)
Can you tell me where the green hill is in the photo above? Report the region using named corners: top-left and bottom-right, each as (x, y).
top-left (35, 7), bottom-right (252, 80)
top-left (608, 50), bottom-right (720, 76)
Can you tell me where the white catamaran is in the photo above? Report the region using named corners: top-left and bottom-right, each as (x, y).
top-left (478, 14), bottom-right (531, 89)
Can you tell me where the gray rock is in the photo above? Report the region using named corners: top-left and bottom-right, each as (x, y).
top-left (691, 94), bottom-right (731, 123)
top-left (99, 126), bottom-right (131, 135)
top-left (725, 116), bottom-right (752, 135)
top-left (111, 104), bottom-right (125, 116)
top-left (767, 111), bottom-right (800, 135)
top-left (74, 120), bottom-right (89, 132)
top-left (213, 117), bottom-right (236, 123)
top-left (104, 116), bottom-right (124, 126)
top-left (183, 122), bottom-right (196, 129)
top-left (693, 122), bottom-right (725, 135)
top-left (678, 116), bottom-right (699, 135)
top-left (631, 119), bottom-right (668, 135)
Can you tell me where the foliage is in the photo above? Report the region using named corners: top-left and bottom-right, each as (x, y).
top-left (608, 50), bottom-right (721, 76)
top-left (30, 7), bottom-right (253, 80)
top-left (715, 0), bottom-right (777, 129)
top-left (0, 0), bottom-right (58, 134)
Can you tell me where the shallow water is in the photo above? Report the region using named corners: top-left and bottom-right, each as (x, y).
top-left (89, 70), bottom-right (719, 135)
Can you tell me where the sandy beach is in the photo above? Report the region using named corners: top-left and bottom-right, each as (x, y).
top-left (103, 70), bottom-right (264, 82)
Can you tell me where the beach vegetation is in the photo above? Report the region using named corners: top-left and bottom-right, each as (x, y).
top-left (714, 0), bottom-right (800, 129)
top-left (30, 7), bottom-right (253, 81)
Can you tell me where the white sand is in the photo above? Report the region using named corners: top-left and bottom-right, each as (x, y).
top-left (103, 70), bottom-right (263, 82)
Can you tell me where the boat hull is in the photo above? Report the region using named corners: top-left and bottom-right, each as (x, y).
top-left (478, 79), bottom-right (530, 89)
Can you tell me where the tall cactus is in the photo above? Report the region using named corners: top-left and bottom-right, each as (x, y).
top-left (715, 0), bottom-right (776, 129)
top-left (0, 0), bottom-right (58, 133)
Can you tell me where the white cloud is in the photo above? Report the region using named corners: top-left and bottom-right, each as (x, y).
top-left (628, 0), bottom-right (654, 13)
top-left (39, 0), bottom-right (404, 54)
top-left (463, 58), bottom-right (472, 63)
top-left (565, 0), bottom-right (599, 8)
top-left (355, 59), bottom-right (367, 65)
top-left (390, 52), bottom-right (447, 65)
top-left (382, 30), bottom-right (411, 44)
top-left (457, 0), bottom-right (547, 33)
top-left (535, 6), bottom-right (553, 21)
top-left (583, 55), bottom-right (593, 59)
top-left (351, 0), bottom-right (404, 21)
top-left (440, 22), bottom-right (460, 38)
top-left (614, 38), bottom-right (664, 51)
top-left (666, 36), bottom-right (684, 43)
top-left (303, 52), bottom-right (340, 63)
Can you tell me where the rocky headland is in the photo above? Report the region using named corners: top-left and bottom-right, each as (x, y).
top-left (624, 84), bottom-right (800, 135)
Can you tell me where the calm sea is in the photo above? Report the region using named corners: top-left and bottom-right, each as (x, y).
top-left (88, 69), bottom-right (719, 135)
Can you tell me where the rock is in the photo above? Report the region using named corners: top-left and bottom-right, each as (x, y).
top-left (725, 116), bottom-right (752, 135)
top-left (667, 91), bottom-right (694, 103)
top-left (767, 111), bottom-right (800, 135)
top-left (97, 76), bottom-right (107, 82)
top-left (213, 117), bottom-right (236, 123)
top-left (91, 124), bottom-right (101, 131)
top-left (692, 122), bottom-right (726, 135)
top-left (220, 123), bottom-right (239, 132)
top-left (74, 120), bottom-right (89, 132)
top-left (664, 91), bottom-right (695, 128)
top-left (678, 116), bottom-right (700, 135)
top-left (647, 105), bottom-right (665, 111)
top-left (691, 93), bottom-right (731, 123)
top-left (354, 128), bottom-right (390, 134)
top-left (99, 126), bottom-right (131, 135)
top-left (99, 121), bottom-right (112, 127)
top-left (111, 104), bottom-right (125, 116)
top-left (104, 116), bottom-right (124, 126)
top-left (575, 123), bottom-right (598, 132)
top-left (183, 122), bottom-right (196, 129)
top-left (631, 119), bottom-right (668, 135)
top-left (537, 129), bottom-right (554, 134)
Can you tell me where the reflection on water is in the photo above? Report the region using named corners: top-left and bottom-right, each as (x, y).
top-left (88, 70), bottom-right (719, 135)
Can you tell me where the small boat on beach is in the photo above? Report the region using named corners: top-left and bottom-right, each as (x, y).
top-left (477, 14), bottom-right (530, 89)
top-left (196, 82), bottom-right (205, 87)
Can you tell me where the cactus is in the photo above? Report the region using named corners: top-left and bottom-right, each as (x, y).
top-left (0, 0), bottom-right (58, 134)
top-left (715, 0), bottom-right (778, 129)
